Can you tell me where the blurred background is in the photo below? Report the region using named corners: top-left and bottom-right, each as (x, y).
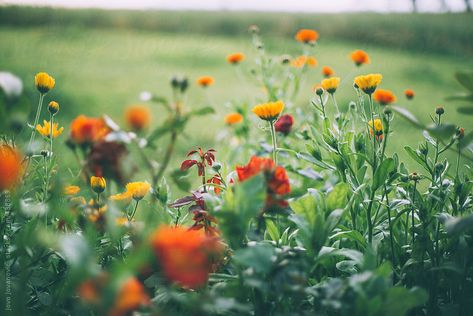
top-left (1, 0), bottom-right (472, 169)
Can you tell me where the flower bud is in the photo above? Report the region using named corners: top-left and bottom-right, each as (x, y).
top-left (349, 101), bottom-right (356, 110)
top-left (435, 163), bottom-right (444, 175)
top-left (409, 172), bottom-right (420, 182)
top-left (280, 55), bottom-right (291, 65)
top-left (435, 106), bottom-right (445, 115)
top-left (455, 127), bottom-right (465, 140)
top-left (34, 72), bottom-right (55, 94)
top-left (40, 150), bottom-right (48, 157)
top-left (315, 87), bottom-right (324, 96)
top-left (274, 114), bottom-right (294, 136)
top-left (400, 174), bottom-right (409, 182)
top-left (418, 143), bottom-right (428, 156)
top-left (212, 162), bottom-right (222, 172)
top-left (90, 176), bottom-right (106, 194)
top-left (248, 24), bottom-right (259, 34)
top-left (48, 101), bottom-right (59, 115)
top-left (383, 107), bottom-right (392, 116)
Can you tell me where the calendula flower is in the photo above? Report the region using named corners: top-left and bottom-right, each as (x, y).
top-left (90, 176), bottom-right (106, 194)
top-left (109, 278), bottom-right (150, 316)
top-left (291, 56), bottom-right (318, 68)
top-left (196, 76), bottom-right (214, 87)
top-left (295, 29), bottom-right (319, 44)
top-left (125, 106), bottom-right (151, 131)
top-left (321, 77), bottom-right (341, 94)
top-left (350, 50), bottom-right (370, 66)
top-left (48, 101), bottom-right (59, 115)
top-left (70, 115), bottom-right (109, 144)
top-left (64, 185), bottom-right (80, 195)
top-left (274, 114), bottom-right (294, 136)
top-left (150, 226), bottom-right (224, 288)
top-left (126, 181), bottom-right (150, 200)
top-left (226, 52), bottom-right (245, 64)
top-left (0, 145), bottom-right (22, 191)
top-left (374, 89), bottom-right (396, 105)
top-left (368, 118), bottom-right (384, 141)
top-left (36, 120), bottom-right (64, 138)
top-left (34, 72), bottom-right (55, 94)
top-left (224, 112), bottom-right (243, 125)
top-left (405, 89), bottom-right (415, 100)
top-left (115, 217), bottom-right (130, 226)
top-left (322, 66), bottom-right (334, 77)
top-left (110, 191), bottom-right (133, 207)
top-left (354, 74), bottom-right (383, 95)
top-left (252, 100), bottom-right (284, 121)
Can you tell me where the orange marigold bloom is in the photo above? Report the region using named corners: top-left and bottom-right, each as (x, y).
top-left (322, 66), bottom-right (334, 77)
top-left (291, 56), bottom-right (318, 68)
top-left (197, 76), bottom-right (214, 87)
top-left (226, 52), bottom-right (245, 64)
top-left (405, 89), bottom-right (415, 100)
top-left (350, 50), bottom-right (370, 66)
top-left (70, 115), bottom-right (110, 145)
top-left (374, 89), bottom-right (397, 105)
top-left (252, 100), bottom-right (284, 121)
top-left (0, 145), bottom-right (22, 191)
top-left (125, 105), bottom-right (151, 131)
top-left (150, 226), bottom-right (223, 289)
top-left (368, 118), bottom-right (384, 141)
top-left (321, 77), bottom-right (341, 94)
top-left (109, 278), bottom-right (150, 316)
top-left (224, 112), bottom-right (243, 125)
top-left (295, 29), bottom-right (319, 44)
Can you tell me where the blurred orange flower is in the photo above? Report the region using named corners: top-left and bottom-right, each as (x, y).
top-left (291, 56), bottom-right (318, 68)
top-left (226, 52), bottom-right (245, 64)
top-left (0, 145), bottom-right (22, 191)
top-left (374, 89), bottom-right (397, 105)
top-left (405, 89), bottom-right (415, 100)
top-left (64, 185), bottom-right (80, 195)
top-left (197, 76), bottom-right (214, 87)
top-left (125, 105), bottom-right (151, 131)
top-left (350, 50), bottom-right (370, 66)
top-left (150, 226), bottom-right (223, 288)
top-left (295, 29), bottom-right (319, 44)
top-left (322, 66), bottom-right (334, 77)
top-left (109, 278), bottom-right (150, 316)
top-left (70, 115), bottom-right (109, 145)
top-left (224, 112), bottom-right (243, 125)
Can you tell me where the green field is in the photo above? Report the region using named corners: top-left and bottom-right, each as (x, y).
top-left (1, 7), bottom-right (472, 168)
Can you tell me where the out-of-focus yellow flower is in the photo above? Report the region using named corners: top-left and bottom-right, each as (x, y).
top-left (64, 185), bottom-right (81, 195)
top-left (252, 101), bottom-right (284, 122)
top-left (321, 77), bottom-right (341, 94)
top-left (90, 176), bottom-right (106, 194)
top-left (110, 191), bottom-right (133, 207)
top-left (291, 56), bottom-right (317, 68)
top-left (368, 118), bottom-right (384, 140)
top-left (34, 72), bottom-right (55, 94)
top-left (116, 217), bottom-right (130, 226)
top-left (295, 29), bottom-right (319, 44)
top-left (224, 112), bottom-right (244, 125)
top-left (196, 76), bottom-right (214, 87)
top-left (354, 74), bottom-right (383, 95)
top-left (227, 52), bottom-right (245, 64)
top-left (36, 120), bottom-right (64, 138)
top-left (322, 66), bottom-right (334, 77)
top-left (350, 50), bottom-right (370, 66)
top-left (126, 182), bottom-right (150, 200)
top-left (48, 101), bottom-right (60, 115)
top-left (374, 89), bottom-right (396, 105)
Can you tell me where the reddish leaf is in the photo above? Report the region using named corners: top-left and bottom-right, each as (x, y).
top-left (180, 159), bottom-right (197, 171)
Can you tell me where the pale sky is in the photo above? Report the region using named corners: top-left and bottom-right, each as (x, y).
top-left (1, 0), bottom-right (470, 12)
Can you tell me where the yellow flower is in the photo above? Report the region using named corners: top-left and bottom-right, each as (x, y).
top-left (36, 120), bottom-right (64, 138)
top-left (90, 176), bottom-right (106, 194)
top-left (64, 185), bottom-right (80, 195)
top-left (48, 101), bottom-right (60, 115)
top-left (110, 191), bottom-right (133, 207)
top-left (368, 118), bottom-right (384, 140)
top-left (224, 112), bottom-right (244, 125)
top-left (354, 74), bottom-right (383, 95)
top-left (34, 72), bottom-right (55, 94)
top-left (252, 101), bottom-right (285, 122)
top-left (115, 217), bottom-right (130, 226)
top-left (321, 77), bottom-right (341, 94)
top-left (126, 182), bottom-right (151, 200)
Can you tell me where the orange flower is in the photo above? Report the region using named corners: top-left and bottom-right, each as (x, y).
top-left (291, 56), bottom-right (318, 68)
top-left (322, 66), bottom-right (334, 77)
top-left (374, 89), bottom-right (397, 105)
top-left (350, 50), bottom-right (370, 66)
top-left (125, 106), bottom-right (151, 131)
top-left (0, 145), bottom-right (22, 191)
top-left (109, 278), bottom-right (150, 316)
top-left (405, 89), bottom-right (415, 100)
top-left (150, 226), bottom-right (223, 288)
top-left (226, 52), bottom-right (245, 65)
top-left (77, 280), bottom-right (100, 304)
top-left (295, 29), bottom-right (319, 44)
top-left (224, 112), bottom-right (244, 125)
top-left (70, 115), bottom-right (109, 145)
top-left (236, 156), bottom-right (290, 209)
top-left (197, 76), bottom-right (214, 87)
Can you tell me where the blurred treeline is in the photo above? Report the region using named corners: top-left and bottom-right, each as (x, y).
top-left (1, 5), bottom-right (472, 58)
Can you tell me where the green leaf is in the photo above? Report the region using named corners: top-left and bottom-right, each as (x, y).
top-left (390, 106), bottom-right (423, 129)
top-left (326, 183), bottom-right (350, 211)
top-left (455, 71), bottom-right (473, 93)
top-left (383, 287), bottom-right (428, 316)
top-left (442, 214), bottom-right (473, 235)
top-left (446, 93), bottom-right (473, 102)
top-left (330, 230), bottom-right (367, 249)
top-left (372, 158), bottom-right (395, 191)
top-left (189, 106), bottom-right (215, 116)
top-left (233, 244), bottom-right (275, 274)
top-left (265, 218), bottom-right (280, 242)
top-left (404, 146), bottom-right (430, 172)
top-left (457, 106), bottom-right (473, 115)
top-left (426, 123), bottom-right (456, 141)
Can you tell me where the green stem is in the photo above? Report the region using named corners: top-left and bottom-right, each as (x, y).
top-left (129, 200), bottom-right (140, 221)
top-left (49, 113), bottom-right (54, 160)
top-left (28, 93), bottom-right (45, 151)
top-left (411, 181), bottom-right (417, 245)
top-left (455, 146), bottom-right (461, 179)
top-left (269, 120), bottom-right (278, 164)
top-left (330, 93), bottom-right (340, 115)
top-left (319, 95), bottom-right (327, 119)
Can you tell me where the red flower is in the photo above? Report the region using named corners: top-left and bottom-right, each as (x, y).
top-left (274, 114), bottom-right (294, 136)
